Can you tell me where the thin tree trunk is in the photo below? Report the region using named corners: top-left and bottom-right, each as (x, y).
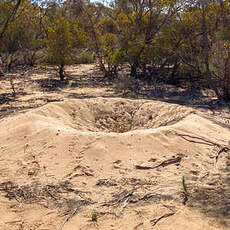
top-left (169, 58), bottom-right (180, 84)
top-left (59, 64), bottom-right (65, 81)
top-left (224, 52), bottom-right (230, 100)
top-left (218, 0), bottom-right (230, 100)
top-left (201, 0), bottom-right (221, 99)
top-left (0, 0), bottom-right (22, 75)
top-left (131, 60), bottom-right (139, 77)
top-left (0, 0), bottom-right (22, 53)
top-left (78, 0), bottom-right (108, 76)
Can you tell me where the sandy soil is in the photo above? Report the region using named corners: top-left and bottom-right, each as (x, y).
top-left (0, 64), bottom-right (230, 230)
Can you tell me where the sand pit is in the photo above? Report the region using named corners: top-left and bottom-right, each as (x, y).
top-left (0, 97), bottom-right (230, 230)
top-left (14, 97), bottom-right (195, 133)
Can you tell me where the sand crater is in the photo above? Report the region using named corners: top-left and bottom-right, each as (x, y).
top-left (35, 98), bottom-right (195, 133)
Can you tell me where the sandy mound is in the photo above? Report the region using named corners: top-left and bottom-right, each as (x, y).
top-left (11, 97), bottom-right (195, 132)
top-left (0, 98), bottom-right (230, 230)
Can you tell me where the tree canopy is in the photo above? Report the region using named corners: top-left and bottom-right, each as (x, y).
top-left (1, 0), bottom-right (230, 100)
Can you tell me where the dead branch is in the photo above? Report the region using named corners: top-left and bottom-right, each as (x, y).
top-left (216, 146), bottom-right (230, 162)
top-left (135, 156), bottom-right (182, 170)
top-left (174, 132), bottom-right (230, 163)
top-left (102, 190), bottom-right (134, 207)
top-left (154, 157), bottom-right (182, 168)
top-left (135, 165), bottom-right (153, 170)
top-left (174, 132), bottom-right (219, 147)
top-left (150, 212), bottom-right (175, 226)
top-left (137, 193), bottom-right (155, 201)
top-left (58, 208), bottom-right (78, 230)
top-left (134, 222), bottom-right (143, 230)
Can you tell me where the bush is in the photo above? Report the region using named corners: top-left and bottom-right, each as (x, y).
top-left (114, 74), bottom-right (140, 94)
top-left (74, 51), bottom-right (95, 64)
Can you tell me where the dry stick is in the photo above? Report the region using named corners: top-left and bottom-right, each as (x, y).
top-left (117, 197), bottom-right (130, 218)
top-left (135, 165), bottom-right (154, 170)
top-left (115, 190), bottom-right (133, 206)
top-left (174, 132), bottom-right (219, 147)
top-left (151, 212), bottom-right (175, 226)
top-left (137, 193), bottom-right (155, 202)
top-left (154, 157), bottom-right (182, 168)
top-left (216, 146), bottom-right (230, 162)
top-left (58, 208), bottom-right (78, 230)
top-left (102, 190), bottom-right (134, 207)
top-left (135, 157), bottom-right (182, 170)
top-left (134, 222), bottom-right (143, 230)
top-left (174, 132), bottom-right (230, 163)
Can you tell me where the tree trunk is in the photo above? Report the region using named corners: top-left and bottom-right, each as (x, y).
top-left (201, 0), bottom-right (221, 100)
top-left (0, 0), bottom-right (22, 39)
top-left (130, 60), bottom-right (138, 77)
top-left (224, 52), bottom-right (230, 100)
top-left (169, 58), bottom-right (180, 84)
top-left (78, 1), bottom-right (107, 77)
top-left (0, 56), bottom-right (4, 76)
top-left (219, 0), bottom-right (230, 100)
top-left (7, 54), bottom-right (14, 72)
top-left (59, 64), bottom-right (65, 81)
top-left (0, 0), bottom-right (22, 76)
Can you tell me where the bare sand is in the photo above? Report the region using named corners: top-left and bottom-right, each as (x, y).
top-left (0, 65), bottom-right (230, 229)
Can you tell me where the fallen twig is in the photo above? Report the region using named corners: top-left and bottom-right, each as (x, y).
top-left (135, 165), bottom-right (153, 170)
top-left (150, 212), bottom-right (175, 226)
top-left (135, 156), bottom-right (182, 170)
top-left (174, 132), bottom-right (230, 163)
top-left (58, 208), bottom-right (78, 230)
top-left (102, 190), bottom-right (134, 206)
top-left (154, 157), bottom-right (182, 168)
top-left (134, 222), bottom-right (143, 230)
top-left (123, 197), bottom-right (129, 208)
top-left (216, 146), bottom-right (230, 163)
top-left (126, 192), bottom-right (155, 204)
top-left (174, 132), bottom-right (219, 147)
top-left (117, 197), bottom-right (130, 217)
top-left (137, 193), bottom-right (155, 201)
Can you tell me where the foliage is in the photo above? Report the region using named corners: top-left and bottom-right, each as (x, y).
top-left (182, 176), bottom-right (187, 193)
top-left (45, 17), bottom-right (72, 66)
top-left (74, 51), bottom-right (94, 64)
top-left (45, 16), bottom-right (86, 80)
top-left (0, 0), bottom-right (230, 100)
top-left (91, 211), bottom-right (98, 222)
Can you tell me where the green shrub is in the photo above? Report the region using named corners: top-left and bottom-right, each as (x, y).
top-left (74, 51), bottom-right (95, 64)
top-left (91, 211), bottom-right (98, 222)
